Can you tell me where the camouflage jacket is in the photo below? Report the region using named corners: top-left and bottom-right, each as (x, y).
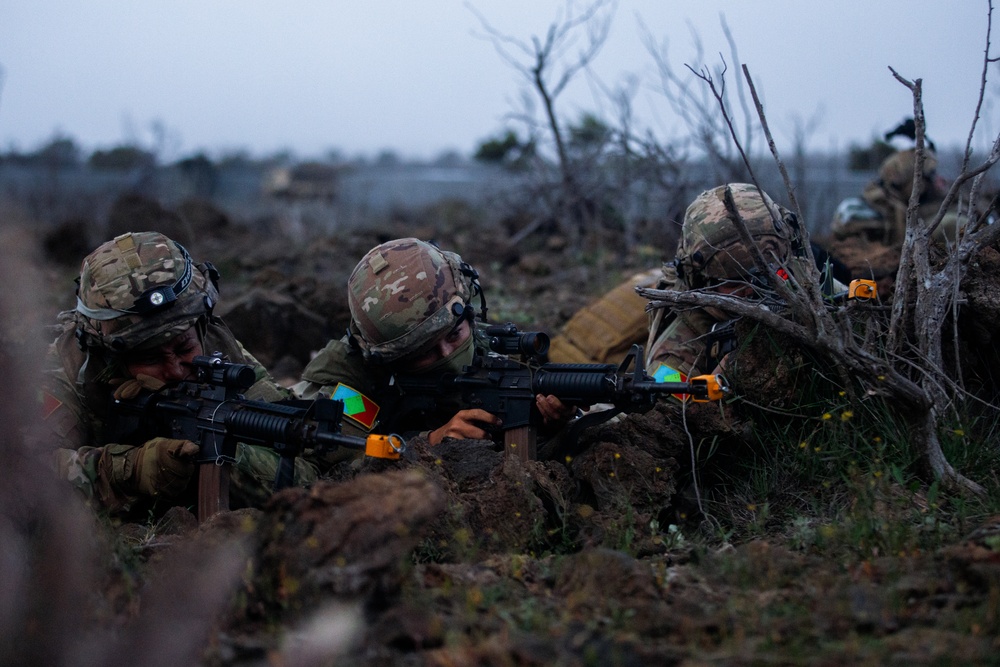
top-left (859, 181), bottom-right (955, 244)
top-left (42, 314), bottom-right (318, 516)
top-left (645, 307), bottom-right (723, 381)
top-left (292, 330), bottom-right (494, 443)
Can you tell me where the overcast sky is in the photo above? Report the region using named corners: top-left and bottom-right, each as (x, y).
top-left (0, 1), bottom-right (996, 162)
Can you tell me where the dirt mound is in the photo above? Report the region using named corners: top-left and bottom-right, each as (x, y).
top-left (106, 193), bottom-right (195, 247)
top-left (251, 469), bottom-right (445, 616)
top-left (215, 287), bottom-right (330, 381)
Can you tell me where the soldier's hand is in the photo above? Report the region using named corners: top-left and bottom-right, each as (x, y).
top-left (112, 373), bottom-right (167, 401)
top-left (536, 394), bottom-right (579, 426)
top-left (133, 437), bottom-right (200, 498)
top-left (428, 409), bottom-right (502, 445)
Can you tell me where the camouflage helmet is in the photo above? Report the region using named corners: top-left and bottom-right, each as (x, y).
top-left (675, 183), bottom-right (793, 288)
top-left (347, 238), bottom-right (480, 364)
top-left (878, 148), bottom-right (939, 202)
top-left (75, 231), bottom-right (218, 351)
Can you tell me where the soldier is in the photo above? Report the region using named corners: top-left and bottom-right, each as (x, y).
top-left (831, 118), bottom-right (958, 244)
top-left (841, 148), bottom-right (951, 244)
top-left (645, 183), bottom-right (804, 382)
top-left (42, 231), bottom-right (318, 516)
top-left (293, 237), bottom-right (574, 445)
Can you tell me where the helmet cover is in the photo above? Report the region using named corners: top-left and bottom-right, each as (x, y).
top-left (75, 231), bottom-right (217, 351)
top-left (878, 148), bottom-right (939, 201)
top-left (347, 238), bottom-right (475, 363)
top-left (676, 183), bottom-right (792, 287)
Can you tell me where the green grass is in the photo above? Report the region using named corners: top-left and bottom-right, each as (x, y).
top-left (689, 323), bottom-right (1000, 559)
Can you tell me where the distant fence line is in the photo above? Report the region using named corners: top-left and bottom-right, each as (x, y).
top-left (0, 160), bottom-right (874, 237)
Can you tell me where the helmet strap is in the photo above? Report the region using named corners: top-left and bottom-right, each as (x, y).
top-left (74, 325), bottom-right (90, 351)
top-left (457, 260), bottom-right (489, 323)
top-left (782, 211), bottom-right (806, 258)
top-left (201, 262), bottom-right (221, 291)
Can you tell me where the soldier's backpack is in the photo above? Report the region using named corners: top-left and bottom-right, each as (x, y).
top-left (548, 268), bottom-right (662, 364)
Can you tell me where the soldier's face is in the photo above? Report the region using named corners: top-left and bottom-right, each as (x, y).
top-left (713, 281), bottom-right (754, 298)
top-left (398, 319), bottom-right (472, 372)
top-left (123, 327), bottom-right (203, 384)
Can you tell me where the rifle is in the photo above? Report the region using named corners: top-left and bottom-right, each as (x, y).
top-left (393, 324), bottom-right (727, 462)
top-left (110, 353), bottom-right (405, 520)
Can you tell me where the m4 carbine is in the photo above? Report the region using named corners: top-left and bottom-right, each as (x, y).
top-left (394, 324), bottom-right (726, 461)
top-left (111, 353), bottom-right (404, 520)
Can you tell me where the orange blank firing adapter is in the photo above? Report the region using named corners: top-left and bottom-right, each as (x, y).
top-left (689, 374), bottom-right (730, 402)
top-left (365, 433), bottom-right (405, 459)
top-left (848, 279), bottom-right (877, 300)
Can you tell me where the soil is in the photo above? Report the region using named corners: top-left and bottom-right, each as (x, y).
top-left (5, 197), bottom-right (1000, 666)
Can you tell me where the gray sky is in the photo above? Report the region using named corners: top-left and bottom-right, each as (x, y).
top-left (0, 1), bottom-right (996, 162)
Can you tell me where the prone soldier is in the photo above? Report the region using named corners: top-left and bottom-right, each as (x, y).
top-left (40, 231), bottom-right (321, 516)
top-left (292, 237), bottom-right (577, 447)
top-left (645, 183), bottom-right (847, 382)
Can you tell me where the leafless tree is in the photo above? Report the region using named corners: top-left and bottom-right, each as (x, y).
top-left (470, 0), bottom-right (699, 259)
top-left (641, 15), bottom-right (758, 184)
top-left (468, 0), bottom-right (616, 246)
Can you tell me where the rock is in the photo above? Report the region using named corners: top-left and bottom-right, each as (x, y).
top-left (253, 469), bottom-right (446, 614)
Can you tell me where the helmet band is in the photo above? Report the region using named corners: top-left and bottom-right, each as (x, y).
top-left (75, 242), bottom-right (194, 320)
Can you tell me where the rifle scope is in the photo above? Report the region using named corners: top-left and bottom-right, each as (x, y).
top-left (192, 354), bottom-right (257, 391)
top-left (485, 323), bottom-right (550, 358)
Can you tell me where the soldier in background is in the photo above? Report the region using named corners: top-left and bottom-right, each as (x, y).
top-left (832, 119), bottom-right (957, 244)
top-left (645, 183), bottom-right (819, 382)
top-left (41, 231), bottom-right (318, 517)
top-left (831, 148), bottom-right (952, 244)
top-left (293, 237), bottom-right (575, 445)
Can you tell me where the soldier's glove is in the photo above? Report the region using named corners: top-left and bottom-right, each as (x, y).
top-left (111, 373), bottom-right (167, 401)
top-left (132, 437), bottom-right (200, 498)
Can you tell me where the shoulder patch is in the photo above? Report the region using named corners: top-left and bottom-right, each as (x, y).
top-left (42, 391), bottom-right (64, 419)
top-left (329, 383), bottom-right (380, 431)
top-left (651, 363), bottom-right (685, 384)
top-left (650, 363), bottom-right (689, 401)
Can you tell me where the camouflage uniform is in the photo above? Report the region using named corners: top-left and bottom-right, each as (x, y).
top-left (295, 238), bottom-right (556, 446)
top-left (293, 329), bottom-right (492, 442)
top-left (41, 232), bottom-right (318, 516)
top-left (646, 184), bottom-right (795, 380)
